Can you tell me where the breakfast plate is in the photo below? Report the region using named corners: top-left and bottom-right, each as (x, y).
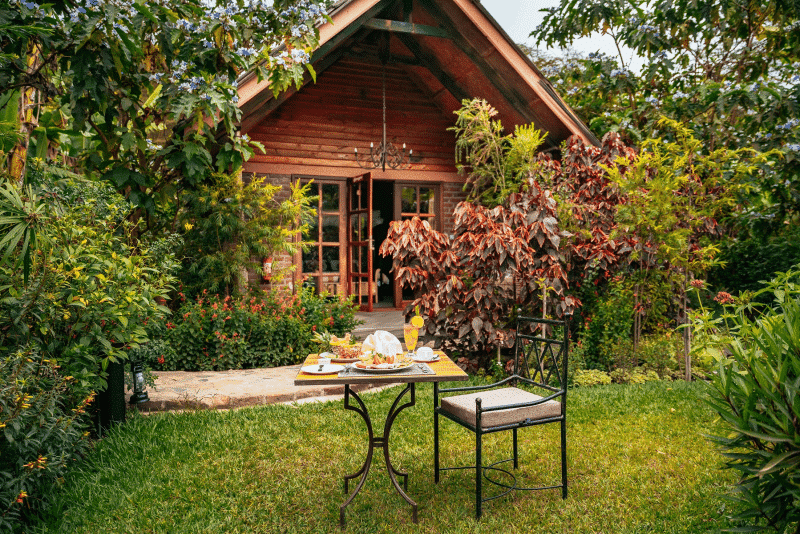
top-left (351, 360), bottom-right (415, 373)
top-left (301, 364), bottom-right (345, 375)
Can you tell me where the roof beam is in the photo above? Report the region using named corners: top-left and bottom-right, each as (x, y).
top-left (393, 32), bottom-right (470, 103)
top-left (415, 0), bottom-right (560, 148)
top-left (363, 18), bottom-right (451, 39)
top-left (310, 0), bottom-right (397, 63)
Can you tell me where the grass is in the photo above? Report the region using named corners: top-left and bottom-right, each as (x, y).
top-left (32, 380), bottom-right (739, 533)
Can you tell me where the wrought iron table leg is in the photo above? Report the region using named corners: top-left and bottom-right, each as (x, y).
top-left (339, 383), bottom-right (418, 528)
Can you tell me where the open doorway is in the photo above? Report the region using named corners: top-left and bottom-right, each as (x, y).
top-left (372, 179), bottom-right (395, 308)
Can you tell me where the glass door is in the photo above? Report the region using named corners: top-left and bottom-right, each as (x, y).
top-left (301, 179), bottom-right (344, 296)
top-left (348, 173), bottom-right (373, 311)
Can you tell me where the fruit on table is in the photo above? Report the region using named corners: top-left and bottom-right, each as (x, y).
top-left (330, 333), bottom-right (352, 346)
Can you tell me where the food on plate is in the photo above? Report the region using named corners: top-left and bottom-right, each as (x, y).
top-left (354, 354), bottom-right (410, 370)
top-left (333, 343), bottom-right (361, 360)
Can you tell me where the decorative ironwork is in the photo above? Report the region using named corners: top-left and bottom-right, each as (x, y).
top-left (340, 383), bottom-right (418, 527)
top-left (354, 63), bottom-right (412, 171)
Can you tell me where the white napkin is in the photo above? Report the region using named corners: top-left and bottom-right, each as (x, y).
top-left (361, 330), bottom-right (403, 356)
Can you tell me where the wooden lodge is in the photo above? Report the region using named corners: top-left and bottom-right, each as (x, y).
top-left (237, 0), bottom-right (597, 311)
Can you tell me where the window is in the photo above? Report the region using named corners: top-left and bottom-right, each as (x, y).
top-left (397, 184), bottom-right (440, 300)
top-left (399, 185), bottom-right (437, 229)
top-left (301, 180), bottom-right (344, 295)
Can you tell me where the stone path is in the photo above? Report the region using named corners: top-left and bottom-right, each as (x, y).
top-left (130, 310), bottom-right (407, 412)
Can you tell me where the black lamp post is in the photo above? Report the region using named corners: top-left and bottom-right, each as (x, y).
top-left (129, 359), bottom-right (150, 405)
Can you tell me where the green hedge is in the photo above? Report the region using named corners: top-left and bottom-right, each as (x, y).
top-left (135, 287), bottom-right (361, 371)
top-left (0, 348), bottom-right (91, 529)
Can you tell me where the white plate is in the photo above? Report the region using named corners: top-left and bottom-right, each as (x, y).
top-left (350, 361), bottom-right (416, 373)
top-left (301, 364), bottom-right (345, 375)
top-left (413, 354), bottom-right (440, 363)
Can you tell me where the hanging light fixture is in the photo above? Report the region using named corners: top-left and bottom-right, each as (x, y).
top-left (354, 61), bottom-right (411, 171)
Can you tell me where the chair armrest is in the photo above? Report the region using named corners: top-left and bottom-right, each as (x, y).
top-left (477, 389), bottom-right (565, 413)
top-left (438, 375), bottom-right (516, 395)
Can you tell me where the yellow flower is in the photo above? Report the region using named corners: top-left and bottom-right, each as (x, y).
top-left (184, 222), bottom-right (194, 231)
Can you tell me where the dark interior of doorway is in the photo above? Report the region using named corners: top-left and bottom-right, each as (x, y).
top-left (372, 180), bottom-right (395, 308)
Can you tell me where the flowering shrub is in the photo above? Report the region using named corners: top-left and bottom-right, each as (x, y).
top-left (141, 287), bottom-right (360, 371)
top-left (0, 347), bottom-right (91, 530)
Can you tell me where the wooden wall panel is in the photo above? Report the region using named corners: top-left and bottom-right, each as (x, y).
top-left (248, 56), bottom-right (459, 173)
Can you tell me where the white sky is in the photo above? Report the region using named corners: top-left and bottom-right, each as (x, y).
top-left (482, 0), bottom-right (644, 71)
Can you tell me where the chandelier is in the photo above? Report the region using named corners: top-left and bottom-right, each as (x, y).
top-left (354, 62), bottom-right (411, 171)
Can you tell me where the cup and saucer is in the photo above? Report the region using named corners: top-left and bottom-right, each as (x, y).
top-left (412, 347), bottom-right (439, 363)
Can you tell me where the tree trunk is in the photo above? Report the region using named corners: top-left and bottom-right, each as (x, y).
top-left (683, 269), bottom-right (691, 381)
top-left (9, 45), bottom-right (43, 183)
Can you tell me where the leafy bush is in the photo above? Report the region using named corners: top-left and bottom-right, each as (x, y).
top-left (0, 347), bottom-right (92, 529)
top-left (609, 367), bottom-right (660, 384)
top-left (0, 172), bottom-right (177, 398)
top-left (709, 228), bottom-right (800, 304)
top-left (381, 187), bottom-right (574, 362)
top-left (573, 369), bottom-right (612, 387)
top-left (636, 334), bottom-right (679, 378)
top-left (177, 175), bottom-right (315, 300)
top-left (141, 287), bottom-right (360, 372)
top-left (697, 270), bottom-right (800, 531)
top-left (580, 280), bottom-right (634, 370)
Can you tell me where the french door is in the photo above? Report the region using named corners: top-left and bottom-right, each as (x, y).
top-left (348, 173), bottom-right (373, 311)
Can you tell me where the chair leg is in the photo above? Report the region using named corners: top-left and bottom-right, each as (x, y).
top-left (476, 429), bottom-right (482, 519)
top-left (434, 410), bottom-right (440, 484)
top-left (561, 419), bottom-right (568, 499)
top-left (512, 427), bottom-right (518, 469)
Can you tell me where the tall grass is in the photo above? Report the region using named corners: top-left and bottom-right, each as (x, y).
top-left (33, 381), bottom-right (737, 533)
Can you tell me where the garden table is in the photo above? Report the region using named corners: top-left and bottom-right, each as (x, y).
top-left (294, 351), bottom-right (468, 527)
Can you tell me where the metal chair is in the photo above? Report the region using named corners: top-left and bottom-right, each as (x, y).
top-left (434, 315), bottom-right (570, 518)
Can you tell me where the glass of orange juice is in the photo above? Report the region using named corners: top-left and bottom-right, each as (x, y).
top-left (403, 323), bottom-right (419, 356)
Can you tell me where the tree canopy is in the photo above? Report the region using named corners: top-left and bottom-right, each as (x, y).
top-left (532, 0), bottom-right (800, 235)
top-left (1, 0), bottom-right (327, 235)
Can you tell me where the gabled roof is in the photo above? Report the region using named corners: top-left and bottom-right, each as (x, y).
top-left (237, 0), bottom-right (598, 150)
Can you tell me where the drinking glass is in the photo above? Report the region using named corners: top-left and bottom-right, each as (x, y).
top-left (403, 323), bottom-right (419, 357)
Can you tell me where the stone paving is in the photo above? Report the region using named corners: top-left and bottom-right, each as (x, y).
top-left (129, 309), bottom-right (407, 412)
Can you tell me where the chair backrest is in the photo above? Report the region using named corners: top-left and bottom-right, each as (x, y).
top-left (512, 315), bottom-right (570, 393)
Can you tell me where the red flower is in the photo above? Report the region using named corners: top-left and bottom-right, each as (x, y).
top-left (166, 322), bottom-right (175, 329)
top-left (714, 291), bottom-right (734, 305)
top-left (690, 279), bottom-right (705, 289)
top-left (212, 313), bottom-right (218, 319)
top-left (158, 355), bottom-right (165, 365)
top-left (312, 325), bottom-right (317, 331)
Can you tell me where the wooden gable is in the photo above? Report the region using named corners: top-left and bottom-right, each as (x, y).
top-left (246, 52), bottom-right (459, 175)
top-left (239, 0), bottom-right (598, 179)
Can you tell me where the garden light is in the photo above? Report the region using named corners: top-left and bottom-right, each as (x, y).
top-left (129, 359), bottom-right (150, 405)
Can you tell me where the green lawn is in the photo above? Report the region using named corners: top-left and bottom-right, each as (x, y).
top-left (34, 380), bottom-right (738, 533)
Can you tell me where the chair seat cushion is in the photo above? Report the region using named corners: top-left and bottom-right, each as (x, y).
top-left (440, 387), bottom-right (562, 429)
